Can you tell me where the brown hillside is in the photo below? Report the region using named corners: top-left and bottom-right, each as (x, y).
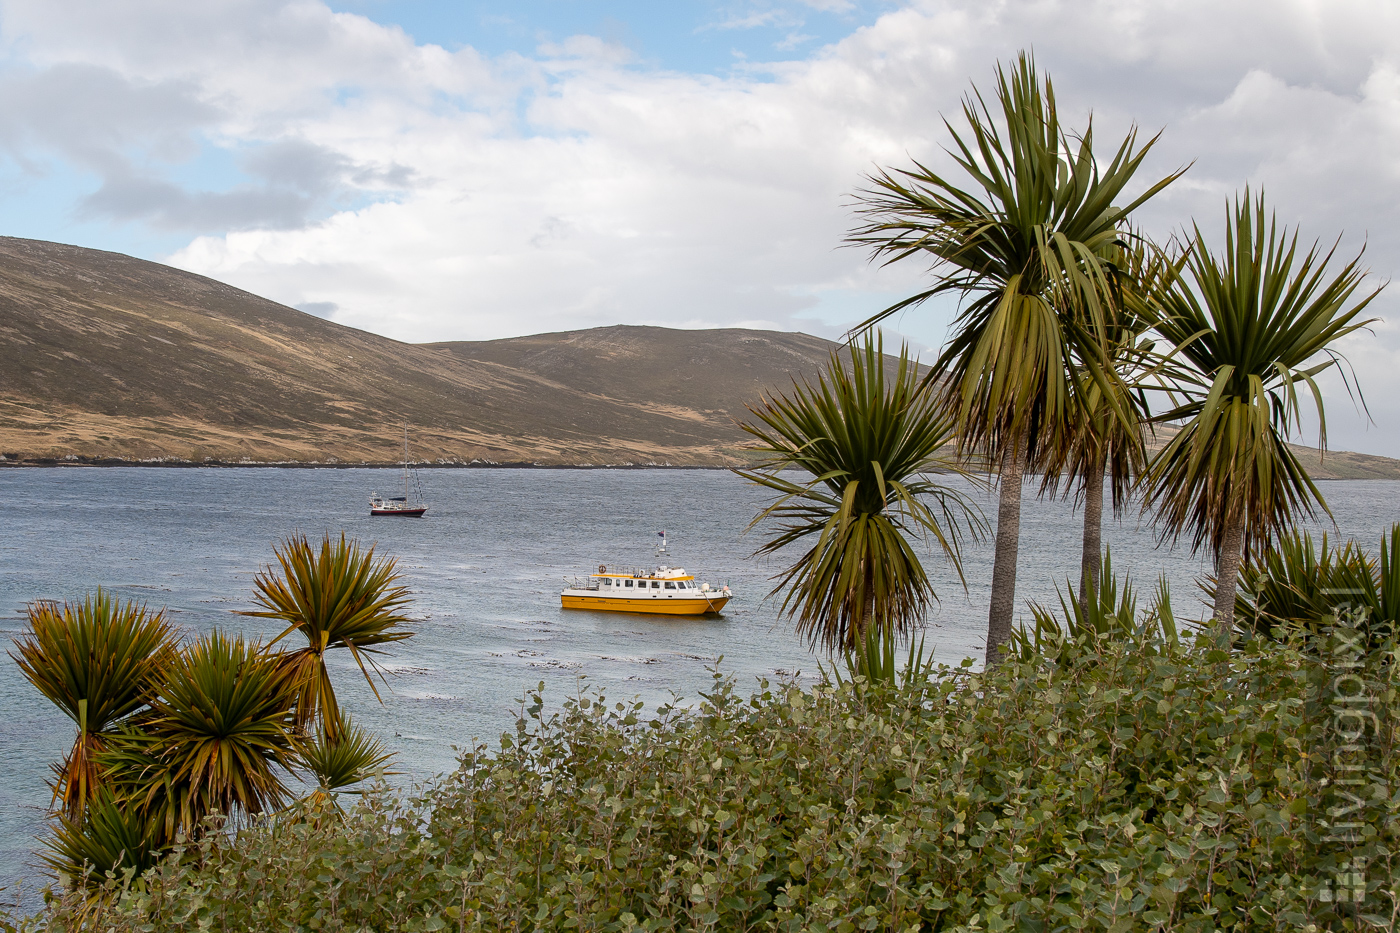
top-left (427, 327), bottom-right (842, 427)
top-left (0, 237), bottom-right (838, 466)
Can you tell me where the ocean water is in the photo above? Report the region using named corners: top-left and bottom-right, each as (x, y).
top-left (1, 466), bottom-right (1396, 900)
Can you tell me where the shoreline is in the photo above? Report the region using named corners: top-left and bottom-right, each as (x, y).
top-left (0, 456), bottom-right (734, 470)
top-left (0, 457), bottom-right (1392, 482)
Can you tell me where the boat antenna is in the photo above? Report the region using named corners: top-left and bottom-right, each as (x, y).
top-left (656, 530), bottom-right (667, 560)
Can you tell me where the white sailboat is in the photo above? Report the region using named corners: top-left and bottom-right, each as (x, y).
top-left (370, 426), bottom-right (428, 517)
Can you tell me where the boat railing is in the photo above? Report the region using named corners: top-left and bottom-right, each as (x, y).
top-left (593, 563), bottom-right (650, 579)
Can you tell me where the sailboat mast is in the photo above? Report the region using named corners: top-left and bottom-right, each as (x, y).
top-left (403, 424), bottom-right (410, 502)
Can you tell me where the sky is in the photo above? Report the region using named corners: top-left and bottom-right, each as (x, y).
top-left (2, 0), bottom-right (1400, 457)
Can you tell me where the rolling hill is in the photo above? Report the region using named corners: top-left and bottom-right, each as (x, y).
top-left (0, 236), bottom-right (1396, 479)
top-left (0, 237), bottom-right (843, 466)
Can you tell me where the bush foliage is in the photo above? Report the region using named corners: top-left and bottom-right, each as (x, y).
top-left (14, 632), bottom-right (1396, 932)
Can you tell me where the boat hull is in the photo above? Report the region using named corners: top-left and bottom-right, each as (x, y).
top-left (371, 507), bottom-right (428, 517)
top-left (561, 594), bottom-right (730, 615)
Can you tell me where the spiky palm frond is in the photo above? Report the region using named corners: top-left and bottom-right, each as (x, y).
top-left (39, 787), bottom-right (162, 890)
top-left (121, 633), bottom-right (300, 841)
top-left (1149, 410), bottom-right (1319, 553)
top-left (296, 711), bottom-right (395, 813)
top-left (1143, 191), bottom-right (1380, 625)
top-left (1010, 552), bottom-right (1180, 664)
top-left (1033, 235), bottom-right (1184, 598)
top-left (1039, 233), bottom-right (1186, 505)
top-left (1379, 523), bottom-right (1400, 635)
top-left (1228, 526), bottom-right (1396, 646)
top-left (242, 533), bottom-right (414, 736)
top-left (1146, 191), bottom-right (1379, 554)
top-left (849, 52), bottom-right (1184, 459)
top-left (92, 718), bottom-right (175, 845)
top-left (827, 627), bottom-right (936, 690)
top-left (736, 334), bottom-right (985, 653)
top-left (9, 590), bottom-right (175, 819)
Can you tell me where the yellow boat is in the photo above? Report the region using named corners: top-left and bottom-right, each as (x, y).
top-left (561, 534), bottom-right (731, 615)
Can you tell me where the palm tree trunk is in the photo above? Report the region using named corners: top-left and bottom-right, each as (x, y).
top-left (1212, 509), bottom-right (1246, 638)
top-left (1079, 463), bottom-right (1104, 607)
top-left (986, 428), bottom-right (1028, 667)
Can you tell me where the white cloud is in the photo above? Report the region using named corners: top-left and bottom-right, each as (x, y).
top-left (704, 10), bottom-right (793, 32)
top-left (0, 63), bottom-right (217, 171)
top-left (776, 32), bottom-right (818, 51)
top-left (3, 0), bottom-right (1400, 456)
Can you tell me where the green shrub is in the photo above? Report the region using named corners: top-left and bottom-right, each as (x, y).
top-left (14, 634), bottom-right (1398, 932)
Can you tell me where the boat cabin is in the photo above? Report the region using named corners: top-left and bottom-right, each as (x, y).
top-left (562, 561), bottom-right (731, 615)
top-left (566, 564), bottom-right (722, 595)
top-left (598, 575), bottom-right (702, 591)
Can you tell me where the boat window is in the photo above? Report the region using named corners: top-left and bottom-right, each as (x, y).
top-left (602, 578), bottom-right (612, 586)
top-left (624, 579), bottom-right (633, 588)
top-left (651, 581), bottom-right (660, 589)
top-left (664, 582), bottom-right (676, 590)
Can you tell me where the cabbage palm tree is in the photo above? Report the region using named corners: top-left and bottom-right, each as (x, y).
top-left (9, 591), bottom-right (175, 819)
top-left (849, 52), bottom-right (1182, 664)
top-left (107, 632), bottom-right (301, 841)
top-left (242, 533), bottom-right (414, 739)
top-left (1041, 236), bottom-right (1183, 599)
top-left (1144, 192), bottom-right (1380, 632)
top-left (296, 710), bottom-right (396, 814)
top-left (736, 333), bottom-right (984, 653)
top-left (39, 787), bottom-right (163, 888)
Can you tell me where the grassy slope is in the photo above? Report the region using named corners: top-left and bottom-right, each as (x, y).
top-left (0, 238), bottom-right (836, 466)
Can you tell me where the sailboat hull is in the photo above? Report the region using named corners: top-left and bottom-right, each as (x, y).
top-left (371, 505), bottom-right (427, 516)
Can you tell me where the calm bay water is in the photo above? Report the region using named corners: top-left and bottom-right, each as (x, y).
top-left (1, 466), bottom-right (1396, 898)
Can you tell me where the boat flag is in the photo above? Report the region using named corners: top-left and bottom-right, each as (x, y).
top-left (657, 530), bottom-right (665, 538)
